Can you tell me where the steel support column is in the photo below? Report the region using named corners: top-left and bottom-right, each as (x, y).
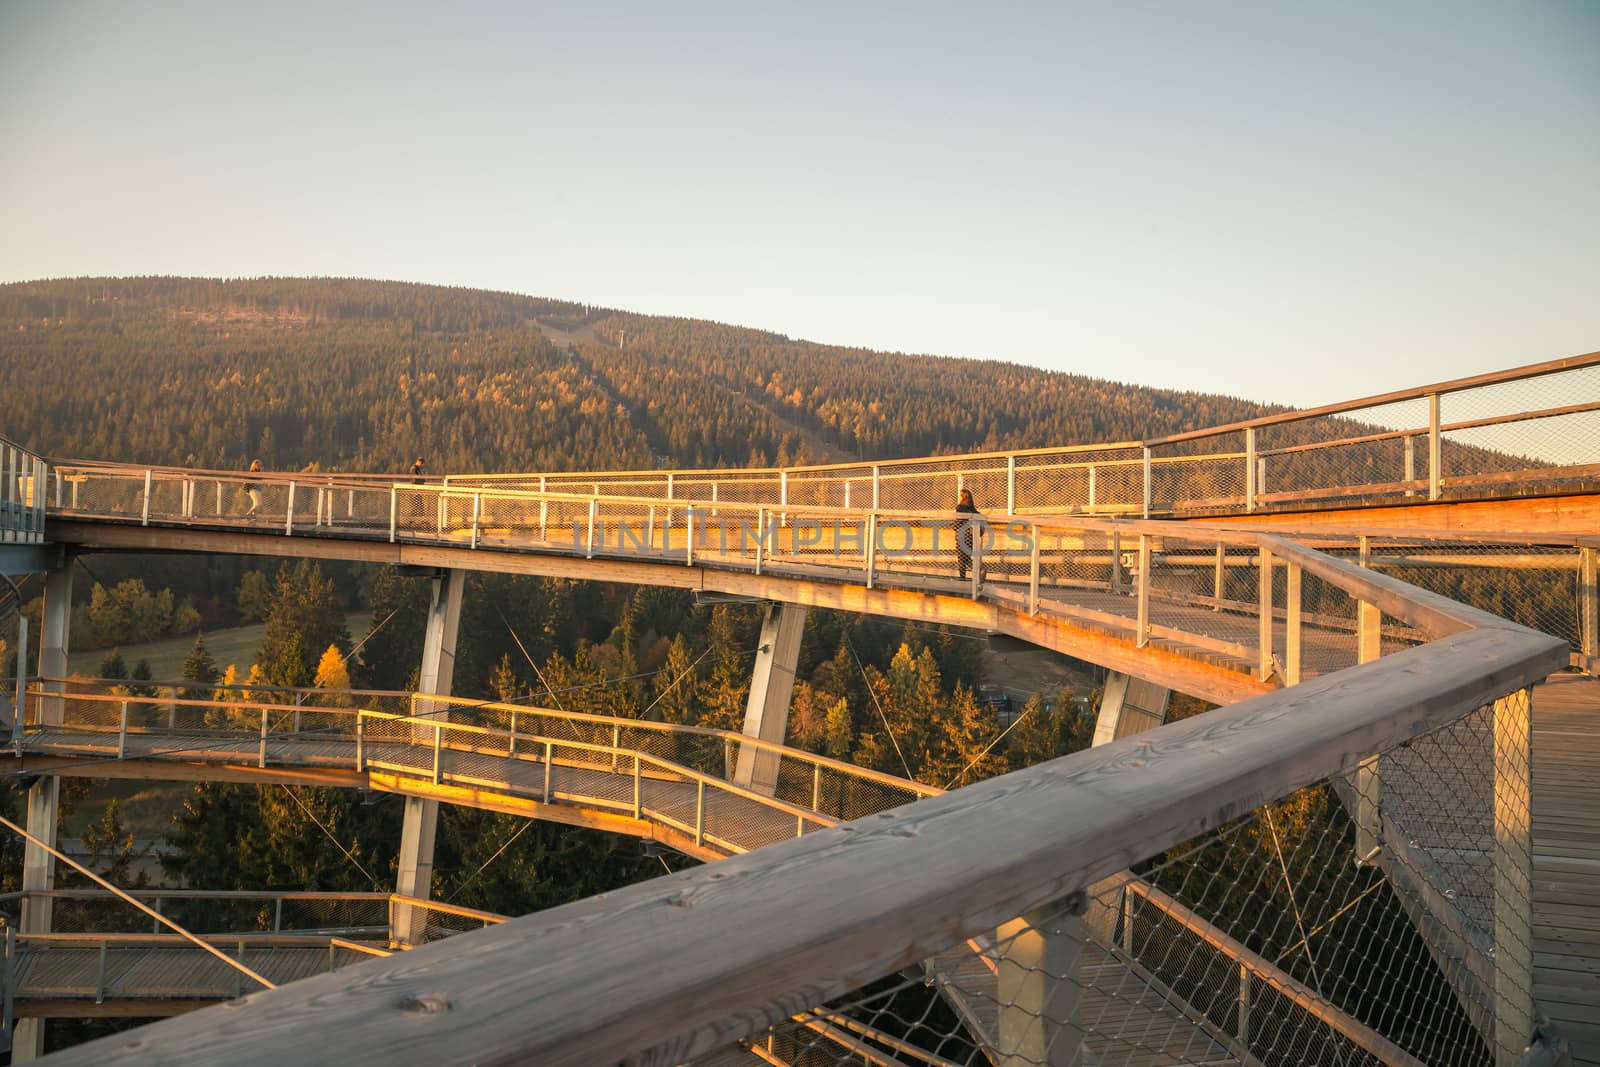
top-left (393, 569), bottom-right (464, 947)
top-left (996, 893), bottom-right (1087, 1067)
top-left (732, 602), bottom-right (807, 796)
top-left (14, 564), bottom-right (71, 1061)
top-left (1090, 672), bottom-right (1170, 748)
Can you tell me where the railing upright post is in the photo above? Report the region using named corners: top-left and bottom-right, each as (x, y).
top-left (1141, 448), bottom-right (1152, 518)
top-left (1354, 543), bottom-right (1382, 865)
top-left (1427, 391), bottom-right (1442, 501)
top-left (508, 709), bottom-right (517, 758)
top-left (1404, 435), bottom-right (1417, 497)
top-left (685, 508), bottom-right (695, 567)
top-left (274, 899), bottom-right (284, 932)
top-left (754, 507), bottom-right (765, 575)
top-left (1285, 562), bottom-right (1302, 686)
top-left (10, 617), bottom-right (23, 746)
top-left (1257, 547), bottom-right (1274, 682)
top-left (118, 700), bottom-right (128, 759)
top-left (779, 470), bottom-right (788, 526)
top-left (543, 741), bottom-right (553, 802)
top-left (865, 513), bottom-right (877, 589)
top-left (470, 492), bottom-right (481, 549)
top-left (285, 481), bottom-right (296, 535)
top-left (1492, 687), bottom-right (1535, 1067)
top-left (871, 465), bottom-right (880, 510)
top-left (585, 498), bottom-right (597, 559)
top-left (1244, 428), bottom-right (1257, 513)
top-left (695, 779), bottom-right (705, 847)
top-left (612, 725), bottom-right (621, 773)
top-left (389, 486), bottom-right (397, 543)
top-left (1212, 542), bottom-right (1225, 611)
top-left (1006, 455), bottom-right (1016, 514)
top-left (258, 707), bottom-right (269, 768)
top-left (97, 941), bottom-right (107, 1004)
top-left (1028, 524), bottom-right (1041, 616)
top-left (812, 763), bottom-right (822, 813)
top-left (1581, 547), bottom-right (1598, 671)
top-left (1087, 464), bottom-right (1096, 510)
top-left (355, 716), bottom-right (364, 771)
top-left (633, 756), bottom-right (641, 820)
top-left (1237, 962), bottom-right (1250, 1048)
top-left (1135, 534), bottom-right (1150, 648)
top-left (538, 476), bottom-right (548, 540)
top-left (432, 723), bottom-right (442, 785)
top-left (141, 469), bottom-right (152, 526)
top-left (216, 480), bottom-right (223, 516)
top-left (665, 473), bottom-right (673, 500)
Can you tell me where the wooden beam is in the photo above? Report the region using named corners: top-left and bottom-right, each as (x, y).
top-left (40, 624), bottom-right (1565, 1067)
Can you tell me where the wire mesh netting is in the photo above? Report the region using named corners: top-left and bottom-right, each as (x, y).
top-left (690, 689), bottom-right (1535, 1067)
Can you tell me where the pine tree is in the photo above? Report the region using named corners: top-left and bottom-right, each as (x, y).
top-left (181, 634), bottom-right (219, 701)
top-left (98, 649), bottom-right (128, 680)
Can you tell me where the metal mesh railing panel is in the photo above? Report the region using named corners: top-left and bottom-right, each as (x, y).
top-left (687, 688), bottom-right (1535, 1067)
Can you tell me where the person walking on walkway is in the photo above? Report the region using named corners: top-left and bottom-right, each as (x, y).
top-left (244, 460), bottom-right (263, 517)
top-left (954, 488), bottom-right (983, 584)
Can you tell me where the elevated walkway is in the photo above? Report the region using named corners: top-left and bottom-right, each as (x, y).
top-left (4, 352), bottom-right (1598, 1065)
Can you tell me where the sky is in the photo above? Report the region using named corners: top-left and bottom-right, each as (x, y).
top-left (3, 2), bottom-right (1597, 409)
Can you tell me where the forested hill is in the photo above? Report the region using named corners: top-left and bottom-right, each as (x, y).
top-left (0, 277), bottom-right (1285, 473)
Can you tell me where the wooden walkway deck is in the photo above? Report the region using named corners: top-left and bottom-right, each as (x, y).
top-left (1532, 673), bottom-right (1600, 1064)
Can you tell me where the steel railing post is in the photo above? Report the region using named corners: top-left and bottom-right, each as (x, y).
top-left (1212, 542), bottom-right (1225, 611)
top-left (538, 476), bottom-right (548, 540)
top-left (355, 717), bottom-right (365, 771)
top-left (685, 508), bottom-right (695, 566)
top-left (871, 465), bottom-right (880, 510)
top-left (1285, 562), bottom-right (1302, 686)
top-left (1238, 962), bottom-right (1250, 1047)
top-left (1581, 547), bottom-right (1598, 670)
top-left (1087, 464), bottom-right (1097, 510)
top-left (258, 708), bottom-right (269, 768)
top-left (1006, 455), bottom-right (1016, 514)
top-left (1141, 448), bottom-right (1152, 518)
top-left (1244, 427), bottom-right (1257, 513)
top-left (118, 700), bottom-right (128, 759)
top-left (96, 941), bottom-right (107, 1004)
top-left (1028, 524), bottom-right (1041, 616)
top-left (543, 741), bottom-right (553, 802)
top-left (695, 779), bottom-right (705, 847)
top-left (389, 487), bottom-right (398, 542)
top-left (1404, 434), bottom-right (1417, 496)
top-left (586, 497), bottom-right (597, 559)
top-left (1427, 391), bottom-right (1442, 501)
top-left (754, 507), bottom-right (765, 575)
top-left (141, 469), bottom-right (152, 526)
top-left (470, 493), bottom-right (481, 549)
top-left (508, 709), bottom-right (518, 758)
top-left (1257, 547), bottom-right (1274, 681)
top-left (1492, 687), bottom-right (1534, 1067)
top-left (633, 756), bottom-right (641, 819)
top-left (1135, 534), bottom-right (1150, 648)
top-left (865, 513), bottom-right (877, 589)
top-left (12, 617), bottom-right (26, 746)
top-left (432, 723), bottom-right (442, 784)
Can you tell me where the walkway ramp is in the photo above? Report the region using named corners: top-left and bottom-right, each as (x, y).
top-left (1531, 674), bottom-right (1600, 1062)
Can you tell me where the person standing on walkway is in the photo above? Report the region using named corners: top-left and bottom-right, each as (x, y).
top-left (954, 488), bottom-right (983, 583)
top-left (410, 457), bottom-right (426, 484)
top-left (244, 460), bottom-right (263, 517)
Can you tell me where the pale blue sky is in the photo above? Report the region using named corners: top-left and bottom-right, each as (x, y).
top-left (3, 2), bottom-right (1597, 408)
